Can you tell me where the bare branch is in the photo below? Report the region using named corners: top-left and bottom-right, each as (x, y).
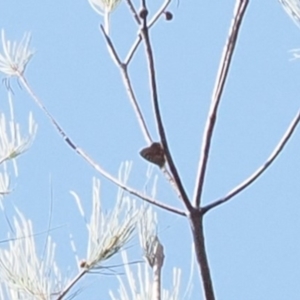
top-left (57, 270), bottom-right (87, 300)
top-left (162, 166), bottom-right (184, 200)
top-left (19, 75), bottom-right (186, 217)
top-left (124, 0), bottom-right (141, 25)
top-left (148, 0), bottom-right (171, 27)
top-left (139, 2), bottom-right (192, 211)
top-left (203, 110), bottom-right (300, 213)
top-left (101, 23), bottom-right (183, 201)
top-left (125, 37), bottom-right (142, 65)
top-left (190, 210), bottom-right (215, 300)
top-left (100, 25), bottom-right (152, 145)
top-left (193, 0), bottom-right (249, 208)
top-left (100, 25), bottom-right (122, 66)
top-left (124, 0), bottom-right (171, 65)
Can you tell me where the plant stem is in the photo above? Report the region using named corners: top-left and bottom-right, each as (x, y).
top-left (190, 209), bottom-right (215, 300)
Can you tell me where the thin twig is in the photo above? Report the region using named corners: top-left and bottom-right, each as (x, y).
top-left (124, 0), bottom-right (171, 65)
top-left (19, 75), bottom-right (186, 217)
top-left (193, 0), bottom-right (249, 208)
top-left (125, 37), bottom-right (142, 65)
top-left (122, 67), bottom-right (153, 144)
top-left (139, 1), bottom-right (192, 211)
top-left (100, 25), bottom-right (152, 145)
top-left (202, 110), bottom-right (300, 213)
top-left (57, 270), bottom-right (87, 300)
top-left (78, 148), bottom-right (185, 215)
top-left (161, 167), bottom-right (183, 200)
top-left (148, 0), bottom-right (171, 28)
top-left (100, 25), bottom-right (122, 67)
top-left (124, 0), bottom-right (141, 25)
top-left (101, 24), bottom-right (183, 201)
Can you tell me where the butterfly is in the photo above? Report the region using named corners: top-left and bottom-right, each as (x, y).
top-left (139, 142), bottom-right (166, 168)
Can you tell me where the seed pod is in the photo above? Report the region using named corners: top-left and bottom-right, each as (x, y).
top-left (164, 11), bottom-right (173, 21)
top-left (139, 8), bottom-right (148, 19)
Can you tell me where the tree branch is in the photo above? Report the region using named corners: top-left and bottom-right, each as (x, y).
top-left (190, 210), bottom-right (215, 300)
top-left (202, 110), bottom-right (300, 213)
top-left (19, 75), bottom-right (186, 217)
top-left (139, 2), bottom-right (192, 211)
top-left (124, 0), bottom-right (141, 25)
top-left (124, 0), bottom-right (171, 65)
top-left (100, 25), bottom-right (183, 201)
top-left (57, 270), bottom-right (87, 300)
top-left (193, 0), bottom-right (249, 208)
top-left (100, 25), bottom-right (152, 145)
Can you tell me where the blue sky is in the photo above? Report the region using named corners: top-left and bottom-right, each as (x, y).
top-left (1, 0), bottom-right (300, 299)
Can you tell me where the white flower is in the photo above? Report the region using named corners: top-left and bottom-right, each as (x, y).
top-left (279, 0), bottom-right (300, 58)
top-left (279, 0), bottom-right (300, 27)
top-left (0, 209), bottom-right (69, 299)
top-left (0, 166), bottom-right (10, 198)
top-left (0, 30), bottom-right (34, 77)
top-left (109, 207), bottom-right (182, 300)
top-left (88, 0), bottom-right (122, 15)
top-left (109, 251), bottom-right (183, 300)
top-left (88, 0), bottom-right (122, 34)
top-left (0, 92), bottom-right (37, 197)
top-left (0, 93), bottom-right (37, 170)
top-left (71, 172), bottom-right (142, 270)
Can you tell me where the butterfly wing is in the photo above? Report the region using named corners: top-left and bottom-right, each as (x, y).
top-left (140, 142), bottom-right (166, 168)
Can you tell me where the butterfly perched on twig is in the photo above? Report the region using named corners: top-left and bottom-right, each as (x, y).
top-left (139, 142), bottom-right (166, 168)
